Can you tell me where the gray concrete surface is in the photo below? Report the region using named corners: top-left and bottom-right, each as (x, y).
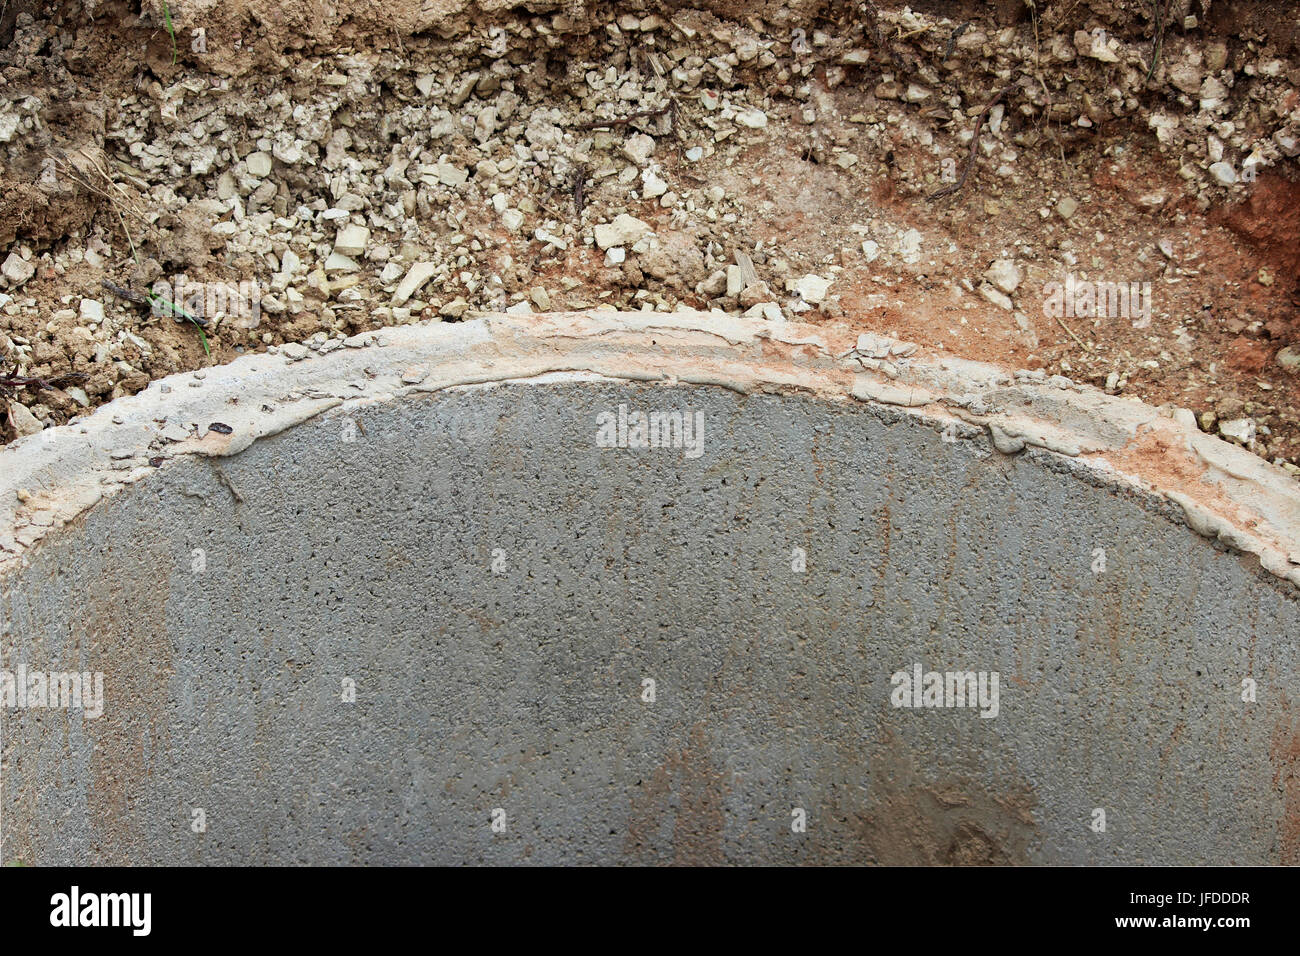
top-left (1, 312), bottom-right (1298, 864)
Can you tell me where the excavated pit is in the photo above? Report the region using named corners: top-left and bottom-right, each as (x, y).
top-left (1, 312), bottom-right (1299, 865)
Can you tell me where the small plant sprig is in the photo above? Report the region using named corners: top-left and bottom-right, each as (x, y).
top-left (163, 3), bottom-right (178, 66)
top-left (101, 280), bottom-right (210, 356)
top-left (148, 292), bottom-right (210, 356)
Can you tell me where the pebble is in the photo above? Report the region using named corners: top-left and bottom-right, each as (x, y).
top-left (787, 273), bottom-right (832, 304)
top-left (622, 133), bottom-right (656, 166)
top-left (699, 270), bottom-right (727, 296)
top-left (1208, 161), bottom-right (1237, 186)
top-left (725, 265), bottom-right (746, 297)
top-left (334, 224), bottom-right (370, 257)
top-left (440, 298), bottom-right (469, 318)
top-left (2, 253), bottom-right (35, 285)
top-left (984, 259), bottom-right (1022, 295)
top-left (79, 298), bottom-right (105, 323)
top-left (245, 151), bottom-right (273, 178)
top-left (1218, 418), bottom-right (1256, 445)
top-left (594, 214), bottom-right (652, 250)
top-left (978, 282), bottom-right (1013, 311)
top-left (324, 252), bottom-right (360, 272)
top-left (1274, 130), bottom-right (1300, 157)
top-left (642, 170), bottom-right (669, 199)
top-left (435, 162), bottom-right (468, 186)
top-left (393, 262), bottom-right (438, 306)
top-left (8, 402), bottom-right (42, 437)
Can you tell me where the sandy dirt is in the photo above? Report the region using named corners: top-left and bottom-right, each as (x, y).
top-left (1, 0), bottom-right (1297, 473)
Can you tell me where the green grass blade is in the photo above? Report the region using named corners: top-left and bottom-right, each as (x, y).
top-left (164, 3), bottom-right (177, 65)
top-left (147, 292), bottom-right (210, 356)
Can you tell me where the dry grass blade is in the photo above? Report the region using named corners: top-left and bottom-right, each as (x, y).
top-left (48, 147), bottom-right (149, 222)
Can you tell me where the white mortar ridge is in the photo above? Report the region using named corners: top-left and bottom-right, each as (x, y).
top-left (1, 310), bottom-right (1298, 588)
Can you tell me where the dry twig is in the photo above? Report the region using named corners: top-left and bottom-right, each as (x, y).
top-left (572, 104), bottom-right (672, 130)
top-left (927, 83), bottom-right (1014, 202)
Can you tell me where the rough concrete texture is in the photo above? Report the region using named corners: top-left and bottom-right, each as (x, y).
top-left (1, 312), bottom-right (1299, 865)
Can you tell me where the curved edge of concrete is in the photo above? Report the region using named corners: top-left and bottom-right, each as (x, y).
top-left (2, 310), bottom-right (1298, 590)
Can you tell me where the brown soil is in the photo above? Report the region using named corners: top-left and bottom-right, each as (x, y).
top-left (1, 0), bottom-right (1298, 471)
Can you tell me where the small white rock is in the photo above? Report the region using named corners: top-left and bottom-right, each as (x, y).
top-left (324, 252), bottom-right (360, 272)
top-left (78, 298), bottom-right (105, 323)
top-left (1208, 161), bottom-right (1237, 186)
top-left (436, 162), bottom-right (468, 186)
top-left (393, 262), bottom-right (438, 306)
top-left (787, 273), bottom-right (832, 304)
top-left (594, 214), bottom-right (652, 250)
top-left (2, 253), bottom-right (35, 285)
top-left (334, 224), bottom-right (370, 257)
top-left (726, 264), bottom-right (746, 297)
top-left (8, 402), bottom-right (42, 437)
top-left (1218, 418), bottom-right (1255, 444)
top-left (984, 259), bottom-right (1022, 295)
top-left (245, 152), bottom-right (273, 178)
top-left (978, 282), bottom-right (1014, 311)
top-left (622, 133), bottom-right (656, 166)
top-left (642, 170), bottom-right (669, 199)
